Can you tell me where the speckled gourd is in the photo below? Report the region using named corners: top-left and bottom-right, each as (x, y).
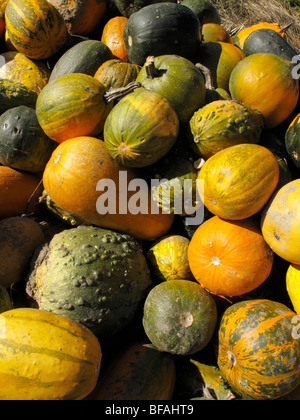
top-left (26, 225), bottom-right (152, 340)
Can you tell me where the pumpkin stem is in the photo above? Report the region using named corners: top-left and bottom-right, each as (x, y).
top-left (195, 63), bottom-right (214, 90)
top-left (104, 81), bottom-right (142, 103)
top-left (145, 56), bottom-right (162, 79)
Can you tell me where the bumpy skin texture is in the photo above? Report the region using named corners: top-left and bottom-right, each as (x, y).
top-left (26, 225), bottom-right (152, 340)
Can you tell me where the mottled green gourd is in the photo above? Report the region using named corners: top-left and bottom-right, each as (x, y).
top-left (0, 79), bottom-right (37, 114)
top-left (189, 100), bottom-right (264, 159)
top-left (26, 225), bottom-right (152, 340)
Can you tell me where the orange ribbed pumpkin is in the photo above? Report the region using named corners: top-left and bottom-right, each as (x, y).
top-left (101, 16), bottom-right (129, 62)
top-left (188, 216), bottom-right (274, 297)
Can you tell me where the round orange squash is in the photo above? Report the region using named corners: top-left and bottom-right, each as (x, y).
top-left (202, 23), bottom-right (232, 43)
top-left (0, 166), bottom-right (43, 219)
top-left (261, 179), bottom-right (300, 265)
top-left (43, 136), bottom-right (174, 241)
top-left (188, 216), bottom-right (274, 297)
top-left (198, 143), bottom-right (279, 220)
top-left (101, 16), bottom-right (129, 62)
top-left (229, 53), bottom-right (299, 128)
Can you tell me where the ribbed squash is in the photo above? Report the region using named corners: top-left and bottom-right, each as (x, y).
top-left (0, 52), bottom-right (50, 94)
top-left (233, 22), bottom-right (288, 50)
top-left (261, 179), bottom-right (300, 264)
top-left (0, 307), bottom-right (102, 400)
top-left (188, 216), bottom-right (274, 297)
top-left (285, 112), bottom-right (300, 168)
top-left (147, 235), bottom-right (194, 282)
top-left (43, 136), bottom-right (174, 241)
top-left (229, 53), bottom-right (299, 128)
top-left (101, 16), bottom-right (129, 62)
top-left (87, 342), bottom-right (176, 400)
top-left (217, 299), bottom-right (300, 400)
top-left (5, 0), bottom-right (67, 60)
top-left (94, 59), bottom-right (141, 91)
top-left (189, 99), bottom-right (264, 159)
top-left (143, 279), bottom-right (217, 355)
top-left (198, 144), bottom-right (279, 220)
top-left (286, 264), bottom-right (300, 315)
top-left (103, 88), bottom-right (179, 168)
top-left (36, 73), bottom-right (113, 143)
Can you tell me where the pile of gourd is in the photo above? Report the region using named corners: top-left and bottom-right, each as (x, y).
top-left (0, 0), bottom-right (300, 401)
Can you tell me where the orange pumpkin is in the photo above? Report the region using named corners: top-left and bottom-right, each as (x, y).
top-left (233, 22), bottom-right (288, 49)
top-left (43, 136), bottom-right (174, 241)
top-left (0, 166), bottom-right (43, 219)
top-left (188, 216), bottom-right (274, 297)
top-left (47, 0), bottom-right (107, 35)
top-left (202, 23), bottom-right (232, 43)
top-left (101, 16), bottom-right (129, 62)
top-left (229, 53), bottom-right (299, 128)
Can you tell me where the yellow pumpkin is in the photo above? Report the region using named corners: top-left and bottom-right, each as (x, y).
top-left (286, 264), bottom-right (300, 315)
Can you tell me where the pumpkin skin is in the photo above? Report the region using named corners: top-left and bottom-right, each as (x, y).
top-left (136, 55), bottom-right (206, 124)
top-left (0, 307), bottom-right (102, 400)
top-left (198, 144), bottom-right (279, 220)
top-left (43, 136), bottom-right (174, 241)
top-left (123, 3), bottom-right (201, 66)
top-left (217, 299), bottom-right (300, 400)
top-left (0, 216), bottom-right (45, 288)
top-left (113, 0), bottom-right (176, 18)
top-left (285, 112), bottom-right (300, 168)
top-left (47, 0), bottom-right (106, 35)
top-left (94, 59), bottom-right (141, 91)
top-left (189, 99), bottom-right (264, 159)
top-left (286, 264), bottom-right (300, 315)
top-left (229, 53), bottom-right (299, 128)
top-left (103, 88), bottom-right (179, 168)
top-left (188, 216), bottom-right (274, 297)
top-left (0, 105), bottom-right (56, 173)
top-left (0, 79), bottom-right (37, 114)
top-left (261, 179), bottom-right (300, 265)
top-left (147, 235), bottom-right (194, 282)
top-left (0, 166), bottom-right (43, 219)
top-left (143, 279), bottom-right (217, 355)
top-left (233, 21), bottom-right (288, 50)
top-left (5, 0), bottom-right (67, 60)
top-left (36, 73), bottom-right (113, 143)
top-left (87, 342), bottom-right (176, 400)
top-left (202, 23), bottom-right (232, 43)
top-left (101, 16), bottom-right (129, 62)
top-left (179, 0), bottom-right (220, 24)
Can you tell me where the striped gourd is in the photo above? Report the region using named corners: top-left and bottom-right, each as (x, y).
top-left (217, 299), bottom-right (300, 400)
top-left (0, 308), bottom-right (102, 400)
top-left (5, 0), bottom-right (67, 60)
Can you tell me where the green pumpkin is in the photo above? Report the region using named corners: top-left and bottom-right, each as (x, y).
top-left (113, 0), bottom-right (176, 18)
top-left (0, 106), bottom-right (56, 172)
top-left (285, 112), bottom-right (300, 168)
top-left (26, 225), bottom-right (152, 340)
top-left (142, 279), bottom-right (217, 355)
top-left (136, 55), bottom-right (206, 124)
top-left (103, 88), bottom-right (179, 168)
top-left (123, 3), bottom-right (201, 66)
top-left (179, 0), bottom-right (221, 24)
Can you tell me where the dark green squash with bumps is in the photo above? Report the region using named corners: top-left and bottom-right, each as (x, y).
top-left (285, 112), bottom-right (300, 168)
top-left (26, 225), bottom-right (152, 340)
top-left (123, 3), bottom-right (202, 66)
top-left (179, 0), bottom-right (221, 25)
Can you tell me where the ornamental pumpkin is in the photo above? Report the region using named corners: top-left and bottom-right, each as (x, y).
top-left (188, 216), bottom-right (274, 297)
top-left (87, 342), bottom-right (176, 400)
top-left (0, 52), bottom-right (50, 94)
top-left (94, 59), bottom-right (141, 91)
top-left (123, 2), bottom-right (201, 66)
top-left (0, 216), bottom-right (45, 288)
top-left (47, 0), bottom-right (106, 35)
top-left (286, 264), bottom-right (300, 315)
top-left (136, 55), bottom-right (206, 124)
top-left (36, 73), bottom-right (113, 143)
top-left (217, 299), bottom-right (300, 400)
top-left (103, 88), bottom-right (179, 168)
top-left (43, 136), bottom-right (174, 241)
top-left (198, 144), bottom-right (279, 220)
top-left (261, 179), bottom-right (300, 265)
top-left (147, 235), bottom-right (194, 282)
top-left (202, 23), bottom-right (232, 43)
top-left (179, 0), bottom-right (221, 25)
top-left (0, 166), bottom-right (43, 219)
top-left (229, 53), bottom-right (299, 128)
top-left (233, 21), bottom-right (288, 50)
top-left (101, 16), bottom-right (129, 62)
top-left (0, 307), bottom-right (102, 400)
top-left (285, 112), bottom-right (300, 168)
top-left (189, 99), bottom-right (264, 159)
top-left (142, 279), bottom-right (217, 355)
top-left (5, 0), bottom-right (67, 60)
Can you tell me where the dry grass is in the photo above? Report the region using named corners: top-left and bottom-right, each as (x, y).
top-left (209, 0), bottom-right (300, 51)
